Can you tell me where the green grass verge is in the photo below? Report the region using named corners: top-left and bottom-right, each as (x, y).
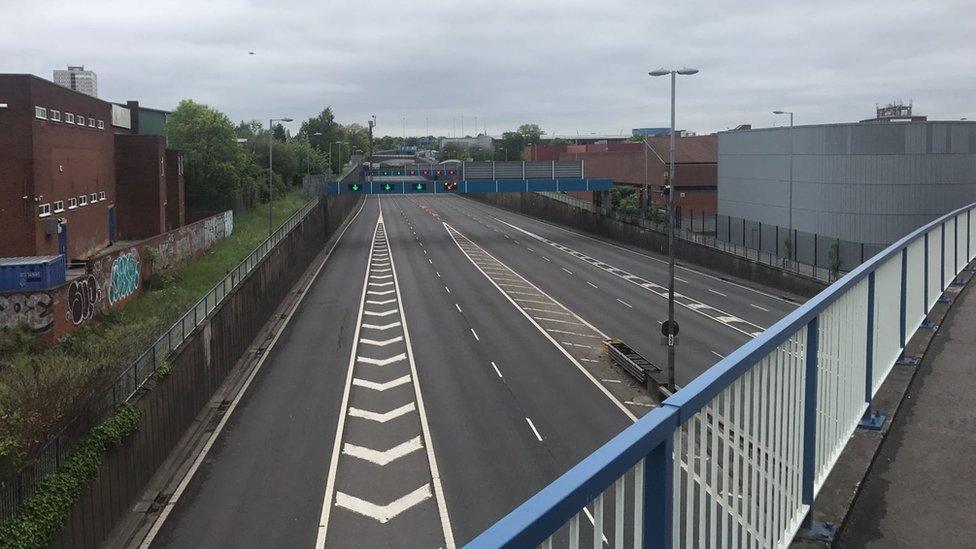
top-left (0, 405), bottom-right (138, 549)
top-left (0, 191), bottom-right (307, 478)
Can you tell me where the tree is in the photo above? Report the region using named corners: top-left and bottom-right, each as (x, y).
top-left (828, 238), bottom-right (842, 280)
top-left (497, 131), bottom-right (526, 161)
top-left (299, 107), bottom-right (342, 155)
top-left (272, 123), bottom-right (288, 142)
top-left (517, 123), bottom-right (544, 145)
top-left (165, 99), bottom-right (255, 211)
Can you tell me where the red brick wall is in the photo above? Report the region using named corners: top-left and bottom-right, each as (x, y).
top-left (0, 75), bottom-right (115, 260)
top-left (165, 149), bottom-right (185, 230)
top-left (115, 134), bottom-right (167, 240)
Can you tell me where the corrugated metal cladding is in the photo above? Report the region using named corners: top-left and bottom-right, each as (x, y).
top-left (718, 121), bottom-right (976, 245)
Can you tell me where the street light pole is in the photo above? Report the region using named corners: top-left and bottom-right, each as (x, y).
top-left (650, 67), bottom-right (698, 393)
top-left (268, 117), bottom-right (293, 235)
top-left (774, 110), bottom-right (795, 259)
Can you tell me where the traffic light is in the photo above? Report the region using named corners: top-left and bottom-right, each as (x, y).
top-left (443, 181), bottom-right (458, 190)
top-left (412, 183), bottom-right (427, 191)
top-left (347, 183), bottom-right (362, 192)
top-left (380, 182), bottom-right (395, 192)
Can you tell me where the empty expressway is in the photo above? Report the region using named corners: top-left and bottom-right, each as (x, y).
top-left (142, 195), bottom-right (798, 548)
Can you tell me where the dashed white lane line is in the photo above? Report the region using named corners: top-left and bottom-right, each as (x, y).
top-left (455, 303), bottom-right (463, 313)
top-left (525, 417), bottom-right (543, 442)
top-left (674, 276), bottom-right (689, 283)
top-left (445, 286), bottom-right (451, 294)
top-left (586, 281), bottom-right (599, 289)
top-left (711, 351), bottom-right (725, 359)
top-left (470, 328), bottom-right (480, 341)
top-left (428, 258), bottom-right (433, 264)
top-left (542, 256), bottom-right (551, 262)
top-left (750, 303), bottom-right (770, 312)
top-left (708, 288), bottom-right (727, 297)
top-left (616, 298), bottom-right (633, 308)
top-left (561, 267), bottom-right (574, 275)
top-left (491, 361), bottom-right (503, 378)
top-left (436, 271), bottom-right (441, 278)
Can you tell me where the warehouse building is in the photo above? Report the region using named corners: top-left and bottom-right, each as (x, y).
top-left (718, 108), bottom-right (976, 270)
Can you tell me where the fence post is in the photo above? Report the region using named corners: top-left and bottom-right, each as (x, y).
top-left (814, 234), bottom-right (819, 268)
top-left (776, 226), bottom-right (780, 257)
top-left (900, 248), bottom-right (907, 348)
top-left (859, 271), bottom-right (885, 429)
top-left (797, 316), bottom-right (837, 541)
top-left (643, 435), bottom-right (674, 549)
top-left (742, 218), bottom-right (746, 246)
top-left (940, 223), bottom-right (946, 290)
top-left (758, 221), bottom-right (763, 252)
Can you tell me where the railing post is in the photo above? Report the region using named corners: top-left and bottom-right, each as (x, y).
top-left (859, 271), bottom-right (885, 429)
top-left (940, 223), bottom-right (946, 290)
top-left (643, 437), bottom-right (674, 549)
top-left (797, 316), bottom-right (836, 541)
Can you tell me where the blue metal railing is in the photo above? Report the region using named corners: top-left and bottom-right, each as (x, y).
top-left (469, 204), bottom-right (975, 548)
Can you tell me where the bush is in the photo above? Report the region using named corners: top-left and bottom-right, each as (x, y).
top-left (0, 405), bottom-right (139, 548)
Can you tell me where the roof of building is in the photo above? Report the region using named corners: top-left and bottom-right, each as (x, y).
top-left (1, 73), bottom-right (112, 105)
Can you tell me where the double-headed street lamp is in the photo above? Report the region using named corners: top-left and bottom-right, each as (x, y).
top-left (268, 117), bottom-right (293, 235)
top-left (649, 66), bottom-right (698, 393)
top-left (773, 110), bottom-right (795, 259)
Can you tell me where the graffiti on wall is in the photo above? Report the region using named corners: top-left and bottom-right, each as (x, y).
top-left (108, 251), bottom-right (140, 304)
top-left (66, 275), bottom-right (102, 325)
top-left (149, 211), bottom-right (234, 273)
top-left (0, 293), bottom-right (53, 331)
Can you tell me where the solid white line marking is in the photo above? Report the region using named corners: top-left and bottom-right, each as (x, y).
top-left (352, 375), bottom-right (412, 392)
top-left (334, 484), bottom-right (432, 523)
top-left (455, 303), bottom-right (463, 313)
top-left (361, 322), bottom-right (402, 330)
top-left (616, 298), bottom-right (633, 308)
top-left (562, 267), bottom-right (573, 275)
top-left (342, 436), bottom-right (423, 466)
top-left (708, 289), bottom-right (727, 297)
top-left (533, 316), bottom-right (585, 325)
top-left (470, 328), bottom-right (480, 341)
top-left (711, 350), bottom-right (726, 359)
top-left (546, 329), bottom-right (603, 338)
top-left (363, 308), bottom-right (398, 317)
top-left (523, 307), bottom-right (571, 315)
top-left (525, 417), bottom-right (543, 441)
top-left (586, 281), bottom-right (599, 289)
top-left (750, 303), bottom-right (770, 312)
top-left (357, 353), bottom-right (407, 367)
top-left (491, 361), bottom-right (503, 378)
top-left (359, 336), bottom-right (403, 347)
top-left (348, 402), bottom-right (416, 423)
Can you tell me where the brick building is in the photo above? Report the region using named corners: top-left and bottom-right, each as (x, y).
top-left (0, 74), bottom-right (116, 261)
top-left (0, 74), bottom-right (185, 265)
top-left (545, 135), bottom-right (719, 214)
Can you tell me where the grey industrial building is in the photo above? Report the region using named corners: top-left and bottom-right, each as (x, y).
top-left (717, 117), bottom-right (976, 270)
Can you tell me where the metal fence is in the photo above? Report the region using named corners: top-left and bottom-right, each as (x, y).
top-left (536, 192), bottom-right (837, 282)
top-left (0, 197), bottom-right (321, 522)
top-left (469, 203), bottom-right (976, 548)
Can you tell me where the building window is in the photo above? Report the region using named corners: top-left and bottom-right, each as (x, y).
top-left (65, 113), bottom-right (75, 124)
top-left (35, 106), bottom-right (47, 119)
top-left (51, 110), bottom-right (61, 122)
top-left (97, 120), bottom-right (104, 129)
top-left (88, 117), bottom-right (95, 128)
top-left (38, 203), bottom-right (51, 217)
top-left (68, 197), bottom-right (77, 209)
top-left (99, 191), bottom-right (106, 200)
top-left (90, 193), bottom-right (98, 202)
top-left (54, 200), bottom-right (64, 213)
top-left (79, 195), bottom-right (88, 206)
top-left (76, 115), bottom-right (85, 126)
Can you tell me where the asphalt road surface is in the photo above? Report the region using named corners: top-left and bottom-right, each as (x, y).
top-left (145, 195), bottom-right (798, 548)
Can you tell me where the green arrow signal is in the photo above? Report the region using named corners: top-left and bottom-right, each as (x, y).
top-left (413, 183), bottom-right (427, 191)
top-left (382, 183), bottom-right (394, 191)
top-left (347, 183), bottom-right (362, 192)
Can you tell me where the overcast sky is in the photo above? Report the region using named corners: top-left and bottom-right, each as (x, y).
top-left (5, 0), bottom-right (974, 137)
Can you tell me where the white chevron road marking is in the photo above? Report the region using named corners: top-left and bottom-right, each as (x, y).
top-left (342, 436), bottom-right (423, 465)
top-left (363, 308), bottom-right (398, 317)
top-left (348, 402), bottom-right (415, 423)
top-left (366, 298), bottom-right (397, 305)
top-left (352, 374), bottom-right (411, 391)
top-left (359, 336), bottom-right (403, 347)
top-left (369, 281), bottom-right (394, 287)
top-left (361, 322), bottom-right (401, 330)
top-left (357, 352), bottom-right (407, 366)
top-left (334, 484), bottom-right (432, 523)
top-left (370, 274), bottom-right (393, 280)
top-left (367, 290), bottom-right (395, 296)
top-left (372, 268), bottom-right (392, 273)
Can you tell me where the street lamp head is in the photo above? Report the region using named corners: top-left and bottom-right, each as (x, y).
top-left (649, 69), bottom-right (670, 77)
top-left (676, 68), bottom-right (699, 75)
top-left (281, 118), bottom-right (293, 122)
top-left (313, 132), bottom-right (323, 136)
top-left (773, 110), bottom-right (786, 115)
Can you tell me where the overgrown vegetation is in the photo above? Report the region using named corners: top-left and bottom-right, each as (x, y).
top-left (0, 405), bottom-right (138, 549)
top-left (0, 192), bottom-right (305, 478)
